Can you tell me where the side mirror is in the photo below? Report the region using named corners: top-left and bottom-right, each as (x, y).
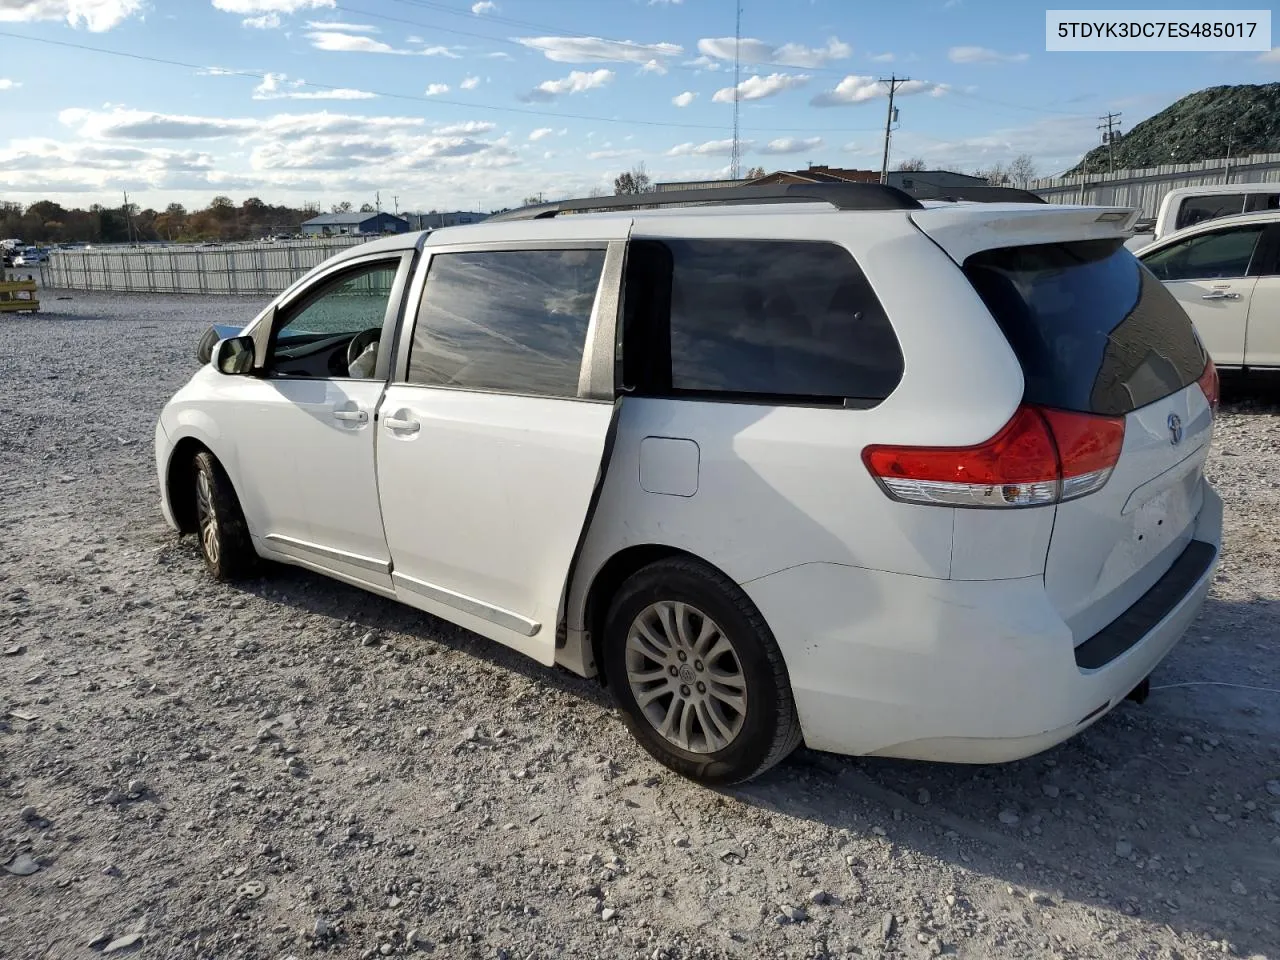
top-left (214, 335), bottom-right (256, 375)
top-left (196, 325), bottom-right (220, 365)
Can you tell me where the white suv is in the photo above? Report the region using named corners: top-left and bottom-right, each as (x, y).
top-left (155, 184), bottom-right (1223, 785)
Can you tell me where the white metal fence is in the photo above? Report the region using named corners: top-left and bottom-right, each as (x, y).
top-left (39, 236), bottom-right (370, 295)
top-left (1029, 152), bottom-right (1280, 218)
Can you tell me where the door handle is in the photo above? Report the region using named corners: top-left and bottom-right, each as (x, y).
top-left (332, 409), bottom-right (369, 423)
top-left (1201, 291), bottom-right (1241, 300)
top-left (383, 415), bottom-right (421, 434)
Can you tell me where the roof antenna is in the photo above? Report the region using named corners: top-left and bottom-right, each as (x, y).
top-left (729, 1), bottom-right (742, 180)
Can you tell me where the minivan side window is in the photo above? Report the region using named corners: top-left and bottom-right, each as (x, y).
top-left (1141, 225), bottom-right (1265, 282)
top-left (621, 238), bottom-right (904, 405)
top-left (407, 248), bottom-right (605, 398)
top-left (1174, 194), bottom-right (1245, 231)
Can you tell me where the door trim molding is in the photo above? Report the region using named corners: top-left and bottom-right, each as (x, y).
top-left (391, 571), bottom-right (541, 637)
top-left (263, 533), bottom-right (390, 574)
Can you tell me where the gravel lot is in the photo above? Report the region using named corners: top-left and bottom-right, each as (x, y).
top-left (2, 291), bottom-right (1279, 960)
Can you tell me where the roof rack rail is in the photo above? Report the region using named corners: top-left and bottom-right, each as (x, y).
top-left (487, 182), bottom-right (924, 222)
top-left (901, 185), bottom-right (1047, 204)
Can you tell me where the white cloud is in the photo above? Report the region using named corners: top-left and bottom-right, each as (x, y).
top-left (520, 68), bottom-right (614, 102)
top-left (517, 36), bottom-right (682, 66)
top-left (253, 73), bottom-right (375, 100)
top-left (696, 35), bottom-right (850, 68)
top-left (666, 139), bottom-right (745, 157)
top-left (948, 46), bottom-right (1029, 64)
top-left (587, 149), bottom-right (637, 161)
top-left (528, 127), bottom-right (554, 141)
top-left (811, 75), bottom-right (949, 107)
top-left (1259, 48), bottom-right (1280, 61)
top-left (712, 72), bottom-right (809, 103)
top-left (59, 106), bottom-right (427, 141)
top-left (434, 120), bottom-right (495, 135)
top-left (304, 19), bottom-right (377, 32)
top-left (870, 52), bottom-right (895, 62)
top-left (672, 91), bottom-right (696, 107)
top-left (639, 59), bottom-right (666, 75)
top-left (757, 136), bottom-right (824, 155)
top-left (307, 31), bottom-right (409, 54)
top-left (471, 0), bottom-right (496, 12)
top-left (420, 45), bottom-right (461, 58)
top-left (242, 13), bottom-right (280, 28)
top-left (460, 75), bottom-right (480, 90)
top-left (0, 79), bottom-right (22, 91)
top-left (213, 0), bottom-right (334, 12)
top-left (424, 83), bottom-right (450, 96)
top-left (0, 0), bottom-right (145, 31)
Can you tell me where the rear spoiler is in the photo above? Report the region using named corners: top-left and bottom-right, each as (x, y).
top-left (910, 205), bottom-right (1141, 263)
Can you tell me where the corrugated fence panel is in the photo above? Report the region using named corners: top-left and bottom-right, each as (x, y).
top-left (41, 237), bottom-right (369, 295)
top-left (1030, 153), bottom-right (1280, 218)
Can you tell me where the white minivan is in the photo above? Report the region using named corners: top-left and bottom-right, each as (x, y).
top-left (156, 184), bottom-right (1222, 785)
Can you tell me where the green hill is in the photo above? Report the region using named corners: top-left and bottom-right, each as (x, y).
top-left (1067, 83), bottom-right (1280, 175)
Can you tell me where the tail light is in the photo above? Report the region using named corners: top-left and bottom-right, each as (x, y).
top-left (1197, 357), bottom-right (1219, 416)
top-left (862, 405), bottom-right (1125, 508)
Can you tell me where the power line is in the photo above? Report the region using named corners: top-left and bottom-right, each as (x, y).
top-left (0, 29), bottom-right (881, 136)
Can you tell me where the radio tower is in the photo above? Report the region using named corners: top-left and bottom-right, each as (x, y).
top-left (729, 2), bottom-right (742, 180)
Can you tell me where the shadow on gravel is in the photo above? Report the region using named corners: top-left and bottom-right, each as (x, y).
top-left (730, 593), bottom-right (1280, 958)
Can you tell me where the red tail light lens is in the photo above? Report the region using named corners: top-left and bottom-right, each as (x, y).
top-left (1197, 358), bottom-right (1219, 416)
top-left (863, 405), bottom-right (1125, 508)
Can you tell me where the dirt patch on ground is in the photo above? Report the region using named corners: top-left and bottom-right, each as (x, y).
top-left (2, 293), bottom-right (1278, 959)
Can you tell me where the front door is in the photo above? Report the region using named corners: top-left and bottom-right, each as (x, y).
top-left (377, 237), bottom-right (626, 664)
top-left (231, 253), bottom-right (412, 590)
top-left (1141, 222), bottom-right (1266, 368)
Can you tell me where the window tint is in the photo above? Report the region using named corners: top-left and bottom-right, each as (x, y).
top-left (1174, 194), bottom-right (1245, 230)
top-left (621, 238), bottom-right (903, 404)
top-left (269, 261), bottom-right (399, 376)
top-left (408, 249), bottom-right (605, 397)
top-left (964, 239), bottom-right (1206, 417)
top-left (1141, 226), bottom-right (1264, 281)
top-left (1244, 193), bottom-right (1280, 214)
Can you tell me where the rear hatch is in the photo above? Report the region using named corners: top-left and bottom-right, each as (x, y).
top-left (959, 234), bottom-right (1214, 643)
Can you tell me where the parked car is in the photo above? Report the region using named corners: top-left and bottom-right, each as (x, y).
top-left (157, 184), bottom-right (1222, 785)
top-left (1137, 209), bottom-right (1280, 371)
top-left (14, 248), bottom-right (48, 265)
top-left (1151, 182), bottom-right (1280, 242)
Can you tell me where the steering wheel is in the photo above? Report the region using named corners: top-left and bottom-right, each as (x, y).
top-left (346, 327), bottom-right (381, 373)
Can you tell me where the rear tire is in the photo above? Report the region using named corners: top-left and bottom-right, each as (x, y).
top-left (192, 450), bottom-right (257, 582)
top-left (603, 557), bottom-right (803, 786)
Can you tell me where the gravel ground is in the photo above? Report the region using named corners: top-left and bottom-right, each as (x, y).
top-left (2, 291), bottom-right (1279, 960)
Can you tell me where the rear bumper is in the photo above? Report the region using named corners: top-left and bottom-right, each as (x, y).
top-left (743, 483), bottom-right (1222, 763)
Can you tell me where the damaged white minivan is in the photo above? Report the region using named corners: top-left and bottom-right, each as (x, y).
top-left (156, 184), bottom-right (1222, 785)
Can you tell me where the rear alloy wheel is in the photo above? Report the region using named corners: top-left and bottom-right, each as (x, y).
top-left (604, 558), bottom-right (802, 785)
top-left (191, 450), bottom-right (257, 582)
top-left (624, 600), bottom-right (748, 754)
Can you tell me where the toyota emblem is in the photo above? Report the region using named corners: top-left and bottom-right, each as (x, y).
top-left (1167, 412), bottom-right (1183, 446)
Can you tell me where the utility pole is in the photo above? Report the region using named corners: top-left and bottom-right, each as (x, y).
top-left (878, 75), bottom-right (909, 183)
top-left (1097, 112), bottom-right (1122, 174)
top-left (729, 1), bottom-right (742, 180)
top-left (392, 195), bottom-right (399, 216)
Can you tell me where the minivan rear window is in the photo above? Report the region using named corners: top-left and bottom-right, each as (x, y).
top-left (963, 239), bottom-right (1206, 417)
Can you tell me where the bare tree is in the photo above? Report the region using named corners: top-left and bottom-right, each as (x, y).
top-left (1008, 153), bottom-right (1038, 187)
top-left (587, 186), bottom-right (608, 198)
top-left (614, 162), bottom-right (654, 195)
top-left (744, 165), bottom-right (767, 179)
top-left (331, 201), bottom-right (353, 213)
top-left (896, 157), bottom-right (927, 172)
top-left (973, 162), bottom-right (1011, 186)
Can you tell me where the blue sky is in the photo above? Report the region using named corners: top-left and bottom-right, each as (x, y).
top-left (0, 0), bottom-right (1276, 211)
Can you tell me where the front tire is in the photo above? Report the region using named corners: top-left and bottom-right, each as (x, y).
top-left (192, 450), bottom-right (257, 582)
top-left (603, 558), bottom-right (803, 786)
